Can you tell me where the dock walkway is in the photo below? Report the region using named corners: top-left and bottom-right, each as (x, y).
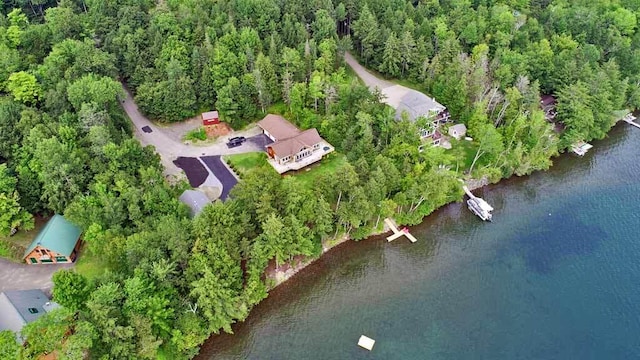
top-left (622, 113), bottom-right (640, 129)
top-left (384, 218), bottom-right (417, 243)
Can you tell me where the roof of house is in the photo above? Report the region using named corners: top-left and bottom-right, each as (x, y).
top-left (540, 95), bottom-right (557, 108)
top-left (23, 215), bottom-right (82, 259)
top-left (0, 290), bottom-right (59, 335)
top-left (179, 190), bottom-right (211, 217)
top-left (257, 114), bottom-right (301, 141)
top-left (201, 111), bottom-right (219, 120)
top-left (449, 124), bottom-right (467, 134)
top-left (268, 128), bottom-right (323, 158)
top-left (396, 90), bottom-right (446, 121)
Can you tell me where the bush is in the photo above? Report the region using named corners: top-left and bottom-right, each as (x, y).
top-left (184, 127), bottom-right (207, 141)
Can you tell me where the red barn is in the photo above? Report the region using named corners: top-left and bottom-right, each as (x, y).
top-left (201, 111), bottom-right (219, 126)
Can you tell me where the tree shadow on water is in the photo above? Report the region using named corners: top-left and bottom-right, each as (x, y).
top-left (514, 212), bottom-right (604, 274)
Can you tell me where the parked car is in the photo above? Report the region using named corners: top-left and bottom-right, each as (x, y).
top-left (226, 136), bottom-right (246, 148)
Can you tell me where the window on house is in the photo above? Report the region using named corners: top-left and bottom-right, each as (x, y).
top-left (28, 308), bottom-right (39, 314)
top-left (29, 258), bottom-right (37, 264)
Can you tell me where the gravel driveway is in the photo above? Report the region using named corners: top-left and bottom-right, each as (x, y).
top-left (0, 258), bottom-right (72, 292)
top-left (344, 52), bottom-right (393, 91)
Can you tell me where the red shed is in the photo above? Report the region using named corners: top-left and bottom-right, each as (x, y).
top-left (201, 111), bottom-right (220, 126)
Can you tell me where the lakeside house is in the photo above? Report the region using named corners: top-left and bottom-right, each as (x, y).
top-left (256, 114), bottom-right (334, 174)
top-left (0, 289), bottom-right (60, 342)
top-left (540, 95), bottom-right (557, 122)
top-left (23, 215), bottom-right (82, 264)
top-left (179, 189), bottom-right (211, 217)
top-left (380, 85), bottom-right (453, 151)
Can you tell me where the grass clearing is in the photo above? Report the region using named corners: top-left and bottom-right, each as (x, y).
top-left (0, 216), bottom-right (47, 262)
top-left (183, 127), bottom-right (207, 141)
top-left (286, 153), bottom-right (347, 188)
top-left (75, 247), bottom-right (106, 281)
top-left (224, 152), bottom-right (269, 176)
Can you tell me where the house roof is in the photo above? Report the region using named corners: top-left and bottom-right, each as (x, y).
top-left (449, 124), bottom-right (467, 134)
top-left (23, 215), bottom-right (82, 259)
top-left (201, 111), bottom-right (219, 120)
top-left (397, 91), bottom-right (445, 121)
top-left (540, 95), bottom-right (556, 108)
top-left (179, 190), bottom-right (211, 217)
top-left (257, 114), bottom-right (301, 141)
top-left (0, 290), bottom-right (58, 336)
top-left (268, 128), bottom-right (323, 158)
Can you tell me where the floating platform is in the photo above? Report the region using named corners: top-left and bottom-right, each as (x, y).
top-left (358, 335), bottom-right (375, 351)
top-left (571, 141), bottom-right (593, 156)
top-left (384, 218), bottom-right (417, 243)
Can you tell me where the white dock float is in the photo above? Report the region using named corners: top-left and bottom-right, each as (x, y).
top-left (384, 218), bottom-right (417, 243)
top-left (358, 335), bottom-right (375, 351)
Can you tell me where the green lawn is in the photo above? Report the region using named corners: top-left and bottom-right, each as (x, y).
top-left (0, 216), bottom-right (47, 262)
top-left (449, 138), bottom-right (480, 171)
top-left (224, 152), bottom-right (269, 176)
top-left (287, 153), bottom-right (347, 188)
top-left (75, 247), bottom-right (106, 281)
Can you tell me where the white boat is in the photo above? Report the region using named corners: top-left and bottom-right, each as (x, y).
top-left (462, 185), bottom-right (493, 221)
top-left (467, 197), bottom-right (493, 221)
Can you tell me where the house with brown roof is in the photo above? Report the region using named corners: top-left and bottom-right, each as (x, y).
top-left (256, 115), bottom-right (334, 174)
top-left (540, 95), bottom-right (557, 122)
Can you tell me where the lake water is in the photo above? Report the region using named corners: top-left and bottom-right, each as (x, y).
top-left (198, 123), bottom-right (640, 359)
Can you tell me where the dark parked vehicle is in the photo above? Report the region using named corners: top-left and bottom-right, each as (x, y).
top-left (226, 136), bottom-right (246, 148)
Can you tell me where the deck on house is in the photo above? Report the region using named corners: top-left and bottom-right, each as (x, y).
top-left (267, 142), bottom-right (335, 174)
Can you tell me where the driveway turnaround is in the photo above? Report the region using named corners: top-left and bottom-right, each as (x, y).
top-left (0, 258), bottom-right (72, 292)
top-left (173, 157), bottom-right (209, 187)
top-left (120, 84), bottom-right (268, 199)
top-left (200, 156), bottom-right (238, 200)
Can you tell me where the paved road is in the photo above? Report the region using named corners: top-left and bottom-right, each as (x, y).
top-left (201, 156), bottom-right (238, 200)
top-left (0, 258), bottom-right (72, 292)
top-left (120, 84), bottom-right (266, 199)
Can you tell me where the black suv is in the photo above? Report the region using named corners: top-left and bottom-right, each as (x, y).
top-left (226, 136), bottom-right (246, 148)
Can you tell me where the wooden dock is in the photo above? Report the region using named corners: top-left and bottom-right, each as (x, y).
top-left (620, 113), bottom-right (640, 129)
top-left (384, 218), bottom-right (417, 243)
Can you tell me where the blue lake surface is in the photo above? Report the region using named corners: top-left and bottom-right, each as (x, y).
top-left (199, 123), bottom-right (640, 359)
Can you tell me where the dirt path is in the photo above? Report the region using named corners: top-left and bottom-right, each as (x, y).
top-left (0, 258), bottom-right (73, 292)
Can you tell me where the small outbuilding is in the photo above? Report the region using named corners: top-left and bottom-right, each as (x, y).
top-left (179, 189), bottom-right (211, 217)
top-left (448, 124), bottom-right (467, 140)
top-left (0, 289), bottom-right (60, 342)
top-left (201, 111), bottom-right (220, 126)
top-left (23, 215), bottom-right (82, 264)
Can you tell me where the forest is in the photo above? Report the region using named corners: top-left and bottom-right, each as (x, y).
top-left (0, 0), bottom-right (639, 358)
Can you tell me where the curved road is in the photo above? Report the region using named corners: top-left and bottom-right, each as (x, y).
top-left (344, 52), bottom-right (393, 91)
top-left (0, 258), bottom-right (72, 292)
top-left (121, 85), bottom-right (264, 198)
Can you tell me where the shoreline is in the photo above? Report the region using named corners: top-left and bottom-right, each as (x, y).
top-left (265, 176), bottom-right (490, 289)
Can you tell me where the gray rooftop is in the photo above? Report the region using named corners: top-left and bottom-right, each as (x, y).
top-left (179, 190), bottom-right (211, 217)
top-left (396, 90), bottom-right (446, 121)
top-left (0, 289), bottom-right (57, 340)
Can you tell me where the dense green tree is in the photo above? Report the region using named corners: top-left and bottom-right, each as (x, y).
top-left (6, 71), bottom-right (42, 105)
top-left (52, 270), bottom-right (91, 312)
